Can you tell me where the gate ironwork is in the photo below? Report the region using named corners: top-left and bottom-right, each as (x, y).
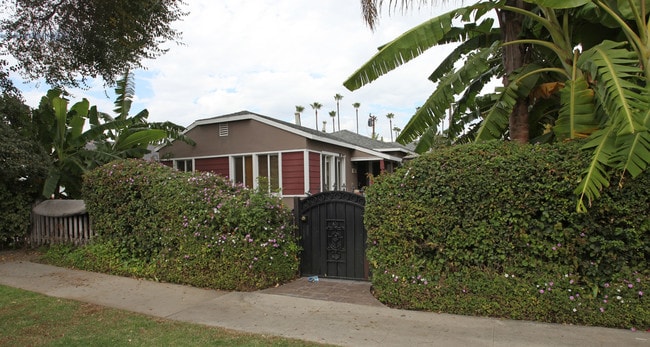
top-left (296, 191), bottom-right (368, 280)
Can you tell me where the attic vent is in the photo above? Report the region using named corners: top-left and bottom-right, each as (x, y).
top-left (219, 123), bottom-right (229, 137)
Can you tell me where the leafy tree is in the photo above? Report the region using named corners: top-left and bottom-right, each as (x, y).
top-left (0, 94), bottom-right (50, 246)
top-left (347, 0), bottom-right (650, 211)
top-left (0, 0), bottom-right (186, 87)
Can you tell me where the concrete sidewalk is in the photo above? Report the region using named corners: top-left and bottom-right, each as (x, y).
top-left (0, 260), bottom-right (647, 347)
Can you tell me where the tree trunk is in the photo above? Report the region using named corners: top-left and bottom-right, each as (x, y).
top-left (499, 0), bottom-right (530, 144)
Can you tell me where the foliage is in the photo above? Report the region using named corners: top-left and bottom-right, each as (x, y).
top-left (344, 1), bottom-right (650, 212)
top-left (80, 159), bottom-right (300, 291)
top-left (0, 95), bottom-right (50, 248)
top-left (33, 84), bottom-right (191, 198)
top-left (0, 0), bottom-right (186, 87)
top-left (364, 140), bottom-right (649, 329)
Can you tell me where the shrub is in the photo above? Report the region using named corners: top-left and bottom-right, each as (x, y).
top-left (0, 122), bottom-right (50, 248)
top-left (80, 159), bottom-right (299, 290)
top-left (365, 140), bottom-right (649, 329)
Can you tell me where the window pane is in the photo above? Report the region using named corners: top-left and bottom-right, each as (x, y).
top-left (177, 160), bottom-right (185, 172)
top-left (245, 155), bottom-right (253, 187)
top-left (270, 154), bottom-right (279, 190)
top-left (234, 157), bottom-right (243, 184)
top-left (258, 155), bottom-right (268, 178)
top-left (186, 160), bottom-right (193, 172)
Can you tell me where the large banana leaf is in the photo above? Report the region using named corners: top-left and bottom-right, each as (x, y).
top-left (575, 127), bottom-right (616, 212)
top-left (612, 108), bottom-right (650, 179)
top-left (524, 0), bottom-right (591, 8)
top-left (115, 129), bottom-right (167, 151)
top-left (578, 40), bottom-right (648, 135)
top-left (555, 75), bottom-right (598, 140)
top-left (343, 2), bottom-right (498, 91)
top-left (68, 99), bottom-right (90, 140)
top-left (113, 70), bottom-right (135, 119)
top-left (427, 24), bottom-right (500, 83)
top-left (475, 64), bottom-right (542, 141)
top-left (399, 43), bottom-right (499, 146)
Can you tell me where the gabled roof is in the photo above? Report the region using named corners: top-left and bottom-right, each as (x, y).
top-left (183, 110), bottom-right (414, 162)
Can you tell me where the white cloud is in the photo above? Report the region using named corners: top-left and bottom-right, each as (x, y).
top-left (13, 0), bottom-right (462, 141)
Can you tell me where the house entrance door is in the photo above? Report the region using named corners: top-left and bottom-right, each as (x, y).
top-left (296, 191), bottom-right (368, 280)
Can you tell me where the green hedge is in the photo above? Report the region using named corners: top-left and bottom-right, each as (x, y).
top-left (0, 122), bottom-right (50, 248)
top-left (365, 141), bottom-right (649, 329)
top-left (76, 159), bottom-right (299, 291)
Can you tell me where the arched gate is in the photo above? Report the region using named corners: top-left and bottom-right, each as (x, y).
top-left (296, 191), bottom-right (368, 280)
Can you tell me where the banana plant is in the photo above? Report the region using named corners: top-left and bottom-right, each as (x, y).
top-left (36, 72), bottom-right (194, 198)
top-left (344, 0), bottom-right (650, 212)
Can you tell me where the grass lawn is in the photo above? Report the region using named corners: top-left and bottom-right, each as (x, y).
top-left (0, 285), bottom-right (330, 346)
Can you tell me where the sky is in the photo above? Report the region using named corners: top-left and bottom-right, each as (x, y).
top-left (12, 1), bottom-right (464, 141)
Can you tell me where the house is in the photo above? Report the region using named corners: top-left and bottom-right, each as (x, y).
top-left (156, 111), bottom-right (416, 208)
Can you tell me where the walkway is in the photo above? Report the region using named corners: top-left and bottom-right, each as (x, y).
top-left (0, 259), bottom-right (647, 346)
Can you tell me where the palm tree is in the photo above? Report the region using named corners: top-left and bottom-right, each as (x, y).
top-left (329, 111), bottom-right (337, 132)
top-left (386, 113), bottom-right (395, 141)
top-left (353, 102), bottom-right (361, 133)
top-left (310, 102), bottom-right (322, 131)
top-left (393, 126), bottom-right (401, 140)
top-left (334, 93), bottom-right (344, 131)
top-left (295, 105), bottom-right (305, 126)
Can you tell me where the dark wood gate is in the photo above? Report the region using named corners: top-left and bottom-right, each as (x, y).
top-left (295, 191), bottom-right (368, 280)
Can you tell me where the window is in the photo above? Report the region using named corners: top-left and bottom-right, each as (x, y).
top-left (175, 159), bottom-right (193, 172)
top-left (322, 154), bottom-right (344, 191)
top-left (232, 153), bottom-right (280, 192)
top-left (258, 153), bottom-right (280, 191)
top-left (233, 155), bottom-right (253, 187)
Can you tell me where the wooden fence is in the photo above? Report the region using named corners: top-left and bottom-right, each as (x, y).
top-left (31, 200), bottom-right (94, 246)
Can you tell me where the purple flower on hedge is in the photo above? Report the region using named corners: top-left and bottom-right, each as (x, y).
top-left (628, 283), bottom-right (634, 289)
top-left (639, 291), bottom-right (644, 296)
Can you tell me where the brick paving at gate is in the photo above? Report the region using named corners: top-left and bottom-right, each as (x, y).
top-left (261, 277), bottom-right (385, 307)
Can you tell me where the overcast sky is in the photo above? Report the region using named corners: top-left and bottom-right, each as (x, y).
top-left (13, 1), bottom-right (463, 141)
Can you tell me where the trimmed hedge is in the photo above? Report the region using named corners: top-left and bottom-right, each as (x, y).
top-left (77, 159), bottom-right (299, 291)
top-left (365, 140), bottom-right (649, 329)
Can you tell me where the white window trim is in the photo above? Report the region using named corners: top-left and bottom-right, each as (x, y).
top-left (320, 151), bottom-right (346, 192)
top-left (229, 151), bottom-right (283, 194)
